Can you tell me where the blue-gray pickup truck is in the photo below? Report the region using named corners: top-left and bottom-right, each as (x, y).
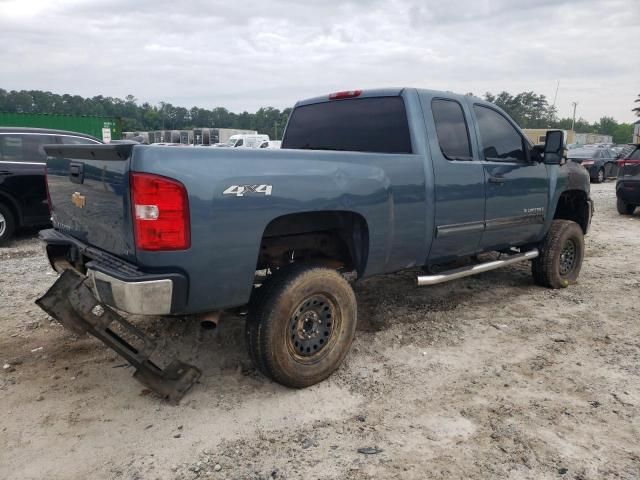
top-left (37, 88), bottom-right (593, 402)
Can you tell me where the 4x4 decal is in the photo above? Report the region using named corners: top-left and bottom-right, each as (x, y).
top-left (223, 184), bottom-right (273, 197)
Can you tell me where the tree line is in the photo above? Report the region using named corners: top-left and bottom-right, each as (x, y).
top-left (0, 89), bottom-right (291, 140)
top-left (0, 88), bottom-right (636, 143)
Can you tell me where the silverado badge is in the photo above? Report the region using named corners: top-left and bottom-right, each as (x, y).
top-left (71, 192), bottom-right (86, 209)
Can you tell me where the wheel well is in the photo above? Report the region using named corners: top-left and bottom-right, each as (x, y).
top-left (0, 191), bottom-right (21, 226)
top-left (553, 190), bottom-right (589, 233)
top-left (257, 211), bottom-right (369, 277)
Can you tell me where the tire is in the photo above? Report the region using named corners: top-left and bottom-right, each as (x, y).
top-left (617, 197), bottom-right (636, 215)
top-left (532, 220), bottom-right (584, 289)
top-left (593, 168), bottom-right (604, 184)
top-left (0, 203), bottom-right (16, 246)
top-left (246, 263), bottom-right (357, 388)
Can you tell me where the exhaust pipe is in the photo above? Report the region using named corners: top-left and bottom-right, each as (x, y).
top-left (417, 249), bottom-right (539, 286)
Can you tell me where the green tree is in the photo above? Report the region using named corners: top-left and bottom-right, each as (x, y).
top-left (633, 94), bottom-right (640, 117)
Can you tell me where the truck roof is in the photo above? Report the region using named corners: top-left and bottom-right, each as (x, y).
top-left (295, 88), bottom-right (482, 107)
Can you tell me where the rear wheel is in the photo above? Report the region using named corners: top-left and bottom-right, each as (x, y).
top-left (617, 197), bottom-right (636, 215)
top-left (0, 203), bottom-right (16, 246)
top-left (595, 168), bottom-right (605, 183)
top-left (532, 220), bottom-right (584, 289)
top-left (246, 263), bottom-right (357, 388)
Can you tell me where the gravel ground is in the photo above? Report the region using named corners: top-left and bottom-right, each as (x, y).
top-left (1, 181), bottom-right (639, 480)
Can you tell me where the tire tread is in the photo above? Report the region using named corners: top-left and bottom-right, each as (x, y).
top-left (246, 263), bottom-right (356, 387)
top-left (532, 219), bottom-right (583, 289)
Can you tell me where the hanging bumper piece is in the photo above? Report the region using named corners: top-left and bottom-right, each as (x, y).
top-left (36, 269), bottom-right (201, 404)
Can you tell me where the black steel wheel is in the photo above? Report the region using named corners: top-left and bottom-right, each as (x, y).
top-left (558, 239), bottom-right (577, 276)
top-left (246, 263), bottom-right (357, 388)
top-left (287, 294), bottom-right (339, 361)
top-left (532, 220), bottom-right (584, 289)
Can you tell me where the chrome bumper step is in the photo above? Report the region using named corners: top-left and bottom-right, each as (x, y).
top-left (417, 249), bottom-right (539, 286)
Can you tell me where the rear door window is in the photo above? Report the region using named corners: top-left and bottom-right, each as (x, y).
top-left (0, 134), bottom-right (53, 163)
top-left (282, 96), bottom-right (412, 153)
top-left (431, 99), bottom-right (472, 160)
top-left (0, 135), bottom-right (24, 161)
top-left (59, 135), bottom-right (100, 145)
top-left (473, 105), bottom-right (526, 162)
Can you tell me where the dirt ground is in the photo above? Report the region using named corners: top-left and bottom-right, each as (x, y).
top-left (1, 181), bottom-right (639, 480)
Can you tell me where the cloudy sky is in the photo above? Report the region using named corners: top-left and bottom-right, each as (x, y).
top-left (1, 0), bottom-right (638, 122)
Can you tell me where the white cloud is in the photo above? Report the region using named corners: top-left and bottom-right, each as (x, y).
top-left (0, 0), bottom-right (638, 122)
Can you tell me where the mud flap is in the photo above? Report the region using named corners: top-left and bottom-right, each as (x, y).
top-left (36, 269), bottom-right (201, 404)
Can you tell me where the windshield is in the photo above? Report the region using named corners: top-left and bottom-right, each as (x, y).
top-left (226, 138), bottom-right (237, 146)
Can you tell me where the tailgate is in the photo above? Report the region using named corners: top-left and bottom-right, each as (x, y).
top-left (44, 143), bottom-right (135, 260)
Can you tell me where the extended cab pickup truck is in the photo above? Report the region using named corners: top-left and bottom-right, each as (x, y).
top-left (37, 88), bottom-right (593, 401)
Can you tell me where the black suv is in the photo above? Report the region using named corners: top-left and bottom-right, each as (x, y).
top-left (616, 144), bottom-right (640, 215)
top-left (0, 128), bottom-right (101, 244)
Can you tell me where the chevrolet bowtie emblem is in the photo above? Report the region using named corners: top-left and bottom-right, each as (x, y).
top-left (71, 192), bottom-right (86, 209)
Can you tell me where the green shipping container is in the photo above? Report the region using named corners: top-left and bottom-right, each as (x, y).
top-left (0, 112), bottom-right (122, 141)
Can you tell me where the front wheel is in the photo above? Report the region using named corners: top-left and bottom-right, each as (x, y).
top-left (532, 220), bottom-right (584, 289)
top-left (246, 263), bottom-right (357, 388)
top-left (617, 198), bottom-right (636, 215)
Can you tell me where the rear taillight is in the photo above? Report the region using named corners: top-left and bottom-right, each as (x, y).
top-left (618, 159), bottom-right (640, 168)
top-left (130, 172), bottom-right (190, 251)
top-left (329, 90), bottom-right (362, 100)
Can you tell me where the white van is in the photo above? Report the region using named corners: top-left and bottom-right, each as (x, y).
top-left (223, 134), bottom-right (270, 148)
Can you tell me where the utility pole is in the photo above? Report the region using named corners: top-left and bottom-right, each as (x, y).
top-left (571, 102), bottom-right (578, 132)
top-left (552, 80), bottom-right (560, 108)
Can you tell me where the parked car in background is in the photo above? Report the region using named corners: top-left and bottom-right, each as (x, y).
top-left (257, 140), bottom-right (282, 149)
top-left (0, 127), bottom-right (101, 244)
top-left (217, 134), bottom-right (270, 148)
top-left (567, 147), bottom-right (617, 183)
top-left (615, 144), bottom-right (636, 160)
top-left (616, 144), bottom-right (640, 215)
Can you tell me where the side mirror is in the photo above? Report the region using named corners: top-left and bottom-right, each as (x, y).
top-left (543, 130), bottom-right (566, 165)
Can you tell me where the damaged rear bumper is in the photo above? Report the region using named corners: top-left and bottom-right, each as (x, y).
top-left (36, 268), bottom-right (201, 403)
top-left (40, 229), bottom-right (187, 315)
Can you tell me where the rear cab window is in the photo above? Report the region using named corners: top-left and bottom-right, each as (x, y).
top-left (282, 96), bottom-right (412, 153)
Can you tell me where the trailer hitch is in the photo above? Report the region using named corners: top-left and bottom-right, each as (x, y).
top-left (36, 269), bottom-right (201, 404)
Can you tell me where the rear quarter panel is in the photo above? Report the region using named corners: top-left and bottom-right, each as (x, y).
top-left (131, 140), bottom-right (428, 313)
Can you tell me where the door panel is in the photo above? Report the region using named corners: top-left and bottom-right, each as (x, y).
top-left (0, 133), bottom-right (51, 223)
top-left (419, 94), bottom-right (486, 263)
top-left (471, 105), bottom-right (549, 249)
top-left (482, 161), bottom-right (548, 247)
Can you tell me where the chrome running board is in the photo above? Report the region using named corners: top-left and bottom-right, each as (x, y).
top-left (417, 249), bottom-right (539, 286)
